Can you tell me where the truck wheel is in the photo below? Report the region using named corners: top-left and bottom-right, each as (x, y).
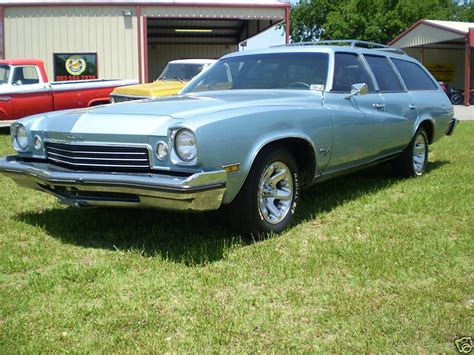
top-left (393, 128), bottom-right (429, 178)
top-left (228, 147), bottom-right (300, 236)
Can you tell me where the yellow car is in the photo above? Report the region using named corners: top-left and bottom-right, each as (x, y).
top-left (110, 59), bottom-right (216, 103)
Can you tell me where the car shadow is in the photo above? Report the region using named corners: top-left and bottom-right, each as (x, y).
top-left (15, 160), bottom-right (448, 266)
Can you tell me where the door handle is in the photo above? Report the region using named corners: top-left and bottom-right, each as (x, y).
top-left (409, 104), bottom-right (417, 110)
top-left (0, 96), bottom-right (11, 102)
top-left (373, 103), bottom-right (385, 109)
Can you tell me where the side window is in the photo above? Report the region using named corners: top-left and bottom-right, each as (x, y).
top-left (332, 53), bottom-right (375, 93)
top-left (12, 66), bottom-right (40, 85)
top-left (392, 59), bottom-right (437, 91)
top-left (365, 55), bottom-right (403, 92)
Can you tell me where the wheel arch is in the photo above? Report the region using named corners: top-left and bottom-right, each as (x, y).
top-left (88, 98), bottom-right (110, 107)
top-left (249, 135), bottom-right (317, 188)
top-left (415, 118), bottom-right (435, 144)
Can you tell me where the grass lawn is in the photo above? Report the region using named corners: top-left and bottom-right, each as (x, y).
top-left (0, 124), bottom-right (472, 353)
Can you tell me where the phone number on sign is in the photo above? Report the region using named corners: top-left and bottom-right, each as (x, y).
top-left (55, 75), bottom-right (97, 81)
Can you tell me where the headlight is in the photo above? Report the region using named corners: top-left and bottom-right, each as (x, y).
top-left (174, 129), bottom-right (197, 162)
top-left (14, 125), bottom-right (29, 151)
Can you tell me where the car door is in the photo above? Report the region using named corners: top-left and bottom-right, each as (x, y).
top-left (10, 65), bottom-right (53, 119)
top-left (323, 52), bottom-right (387, 171)
top-left (363, 55), bottom-right (417, 152)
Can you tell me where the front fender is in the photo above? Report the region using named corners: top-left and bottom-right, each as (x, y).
top-left (192, 107), bottom-right (332, 205)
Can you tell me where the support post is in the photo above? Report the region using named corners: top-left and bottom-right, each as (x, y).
top-left (144, 16), bottom-right (148, 83)
top-left (136, 6), bottom-right (142, 84)
top-left (0, 6), bottom-right (4, 59)
top-left (465, 40), bottom-right (471, 106)
top-left (285, 6), bottom-right (290, 44)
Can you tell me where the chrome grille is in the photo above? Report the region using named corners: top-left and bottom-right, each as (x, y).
top-left (110, 94), bottom-right (144, 103)
top-left (44, 142), bottom-right (150, 171)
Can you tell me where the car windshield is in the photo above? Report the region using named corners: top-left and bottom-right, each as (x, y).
top-left (0, 65), bottom-right (10, 84)
top-left (158, 63), bottom-right (206, 82)
top-left (182, 52), bottom-right (329, 93)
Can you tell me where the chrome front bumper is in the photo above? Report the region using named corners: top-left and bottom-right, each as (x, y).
top-left (0, 156), bottom-right (226, 211)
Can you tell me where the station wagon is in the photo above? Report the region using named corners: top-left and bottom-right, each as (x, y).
top-left (0, 40), bottom-right (458, 234)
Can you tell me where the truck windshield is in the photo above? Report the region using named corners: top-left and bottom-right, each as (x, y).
top-left (158, 63), bottom-right (205, 82)
top-left (0, 65), bottom-right (10, 84)
top-left (182, 52), bottom-right (329, 93)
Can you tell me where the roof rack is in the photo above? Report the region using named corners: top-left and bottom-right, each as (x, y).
top-left (274, 40), bottom-right (406, 55)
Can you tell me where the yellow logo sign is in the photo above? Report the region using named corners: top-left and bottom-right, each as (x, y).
top-left (65, 55), bottom-right (87, 76)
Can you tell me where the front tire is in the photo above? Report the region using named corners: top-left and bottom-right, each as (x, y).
top-left (393, 128), bottom-right (429, 177)
top-left (228, 147), bottom-right (300, 235)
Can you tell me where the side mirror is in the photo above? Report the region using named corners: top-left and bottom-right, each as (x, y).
top-left (14, 80), bottom-right (23, 86)
top-left (345, 83), bottom-right (368, 99)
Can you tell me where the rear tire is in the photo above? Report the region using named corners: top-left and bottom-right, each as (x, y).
top-left (393, 128), bottom-right (429, 178)
top-left (228, 147), bottom-right (300, 236)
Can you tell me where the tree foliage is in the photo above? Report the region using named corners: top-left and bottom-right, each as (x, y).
top-left (290, 0), bottom-right (473, 44)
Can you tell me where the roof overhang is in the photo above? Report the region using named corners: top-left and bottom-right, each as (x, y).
top-left (389, 19), bottom-right (474, 48)
top-left (0, 0), bottom-right (290, 8)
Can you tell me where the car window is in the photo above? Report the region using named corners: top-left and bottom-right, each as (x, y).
top-left (12, 66), bottom-right (40, 85)
top-left (158, 63), bottom-right (205, 81)
top-left (332, 53), bottom-right (375, 93)
top-left (365, 55), bottom-right (403, 92)
top-left (183, 52), bottom-right (329, 93)
top-left (0, 65), bottom-right (10, 84)
top-left (391, 59), bottom-right (437, 91)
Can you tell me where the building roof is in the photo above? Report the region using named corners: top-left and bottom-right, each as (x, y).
top-left (1, 0), bottom-right (290, 7)
top-left (424, 20), bottom-right (474, 34)
top-left (389, 19), bottom-right (474, 48)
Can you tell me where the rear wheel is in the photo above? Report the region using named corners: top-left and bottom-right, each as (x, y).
top-left (228, 147), bottom-right (300, 235)
top-left (393, 128), bottom-right (429, 177)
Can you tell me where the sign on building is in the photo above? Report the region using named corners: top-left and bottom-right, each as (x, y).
top-left (53, 53), bottom-right (98, 81)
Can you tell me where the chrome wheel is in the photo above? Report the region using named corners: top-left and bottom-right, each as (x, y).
top-left (413, 133), bottom-right (427, 174)
top-left (258, 161), bottom-right (294, 224)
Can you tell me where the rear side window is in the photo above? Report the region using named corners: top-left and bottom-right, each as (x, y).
top-left (392, 59), bottom-right (437, 91)
top-left (332, 53), bottom-right (375, 93)
top-left (365, 55), bottom-right (403, 92)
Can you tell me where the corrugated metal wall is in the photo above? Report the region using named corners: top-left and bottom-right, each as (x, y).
top-left (147, 44), bottom-right (237, 80)
top-left (4, 6), bottom-right (139, 80)
top-left (406, 47), bottom-right (473, 89)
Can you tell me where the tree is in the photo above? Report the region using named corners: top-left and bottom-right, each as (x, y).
top-left (290, 0), bottom-right (473, 44)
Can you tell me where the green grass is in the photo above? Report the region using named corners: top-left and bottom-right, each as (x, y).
top-left (0, 124), bottom-right (472, 353)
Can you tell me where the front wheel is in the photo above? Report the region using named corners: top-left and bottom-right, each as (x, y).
top-left (228, 148), bottom-right (300, 235)
top-left (393, 128), bottom-right (429, 178)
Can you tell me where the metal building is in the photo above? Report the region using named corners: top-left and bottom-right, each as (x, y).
top-left (389, 20), bottom-right (474, 105)
top-left (0, 0), bottom-right (290, 83)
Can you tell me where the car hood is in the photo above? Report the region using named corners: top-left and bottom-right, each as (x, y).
top-left (28, 90), bottom-right (321, 137)
top-left (111, 80), bottom-right (187, 97)
top-left (103, 90), bottom-right (320, 118)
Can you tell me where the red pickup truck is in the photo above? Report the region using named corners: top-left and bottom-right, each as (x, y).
top-left (0, 59), bottom-right (137, 126)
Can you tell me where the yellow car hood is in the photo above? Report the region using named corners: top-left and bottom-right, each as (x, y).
top-left (111, 80), bottom-right (187, 98)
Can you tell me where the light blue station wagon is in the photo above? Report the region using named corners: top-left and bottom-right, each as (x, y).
top-left (0, 41), bottom-right (458, 234)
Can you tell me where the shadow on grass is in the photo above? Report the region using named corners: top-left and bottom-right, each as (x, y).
top-left (16, 160), bottom-right (448, 266)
